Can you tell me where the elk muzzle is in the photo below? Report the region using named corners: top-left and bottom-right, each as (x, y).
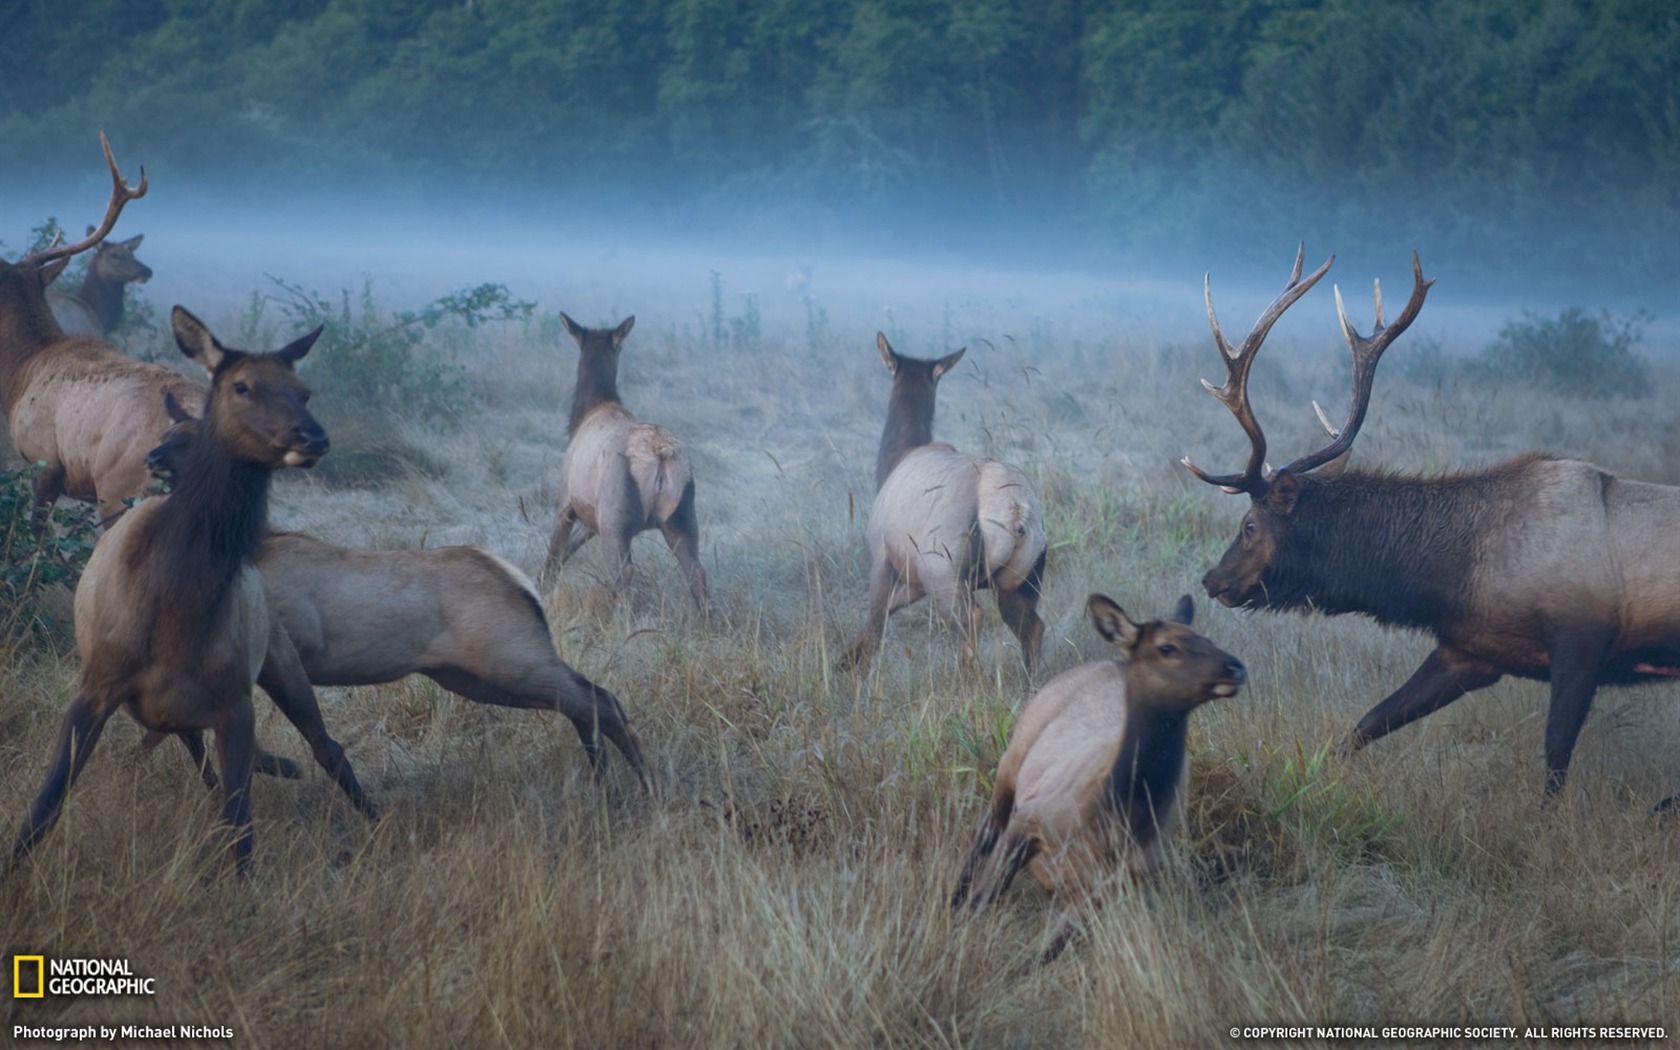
top-left (282, 420), bottom-right (330, 468)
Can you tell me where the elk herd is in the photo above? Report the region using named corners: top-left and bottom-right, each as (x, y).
top-left (3, 136), bottom-right (1678, 947)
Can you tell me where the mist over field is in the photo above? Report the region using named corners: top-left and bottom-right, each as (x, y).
top-left (5, 2), bottom-right (1680, 1046)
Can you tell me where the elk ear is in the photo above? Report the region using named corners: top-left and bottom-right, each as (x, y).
top-left (1268, 471), bottom-right (1302, 514)
top-left (1312, 448), bottom-right (1352, 479)
top-left (1170, 594), bottom-right (1195, 626)
top-left (1087, 594), bottom-right (1141, 649)
top-left (173, 305), bottom-right (229, 372)
top-left (876, 332), bottom-right (899, 375)
top-left (163, 390), bottom-right (193, 424)
top-left (559, 311), bottom-right (585, 346)
top-left (612, 315), bottom-right (635, 347)
top-left (39, 256), bottom-right (72, 287)
top-left (932, 347), bottom-right (967, 380)
top-left (276, 325), bottom-right (323, 367)
top-left (119, 234), bottom-right (144, 251)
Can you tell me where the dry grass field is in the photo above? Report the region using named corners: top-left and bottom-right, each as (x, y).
top-left (2, 252), bottom-right (1677, 1048)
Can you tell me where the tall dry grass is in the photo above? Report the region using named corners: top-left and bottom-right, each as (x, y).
top-left (2, 271), bottom-right (1677, 1047)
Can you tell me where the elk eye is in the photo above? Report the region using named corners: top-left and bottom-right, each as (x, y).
top-left (1243, 520), bottom-right (1256, 537)
top-left (233, 381), bottom-right (250, 396)
top-left (1158, 643), bottom-right (1178, 657)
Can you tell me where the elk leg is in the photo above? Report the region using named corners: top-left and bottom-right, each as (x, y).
top-left (995, 580), bottom-right (1045, 673)
top-left (176, 731), bottom-right (300, 789)
top-left (256, 626), bottom-right (379, 820)
top-left (660, 479), bottom-right (711, 616)
top-left (842, 558), bottom-right (917, 669)
top-left (31, 463), bottom-right (66, 506)
top-left (951, 816), bottom-right (1001, 910)
top-left (1348, 646), bottom-right (1502, 750)
top-left (424, 663), bottom-right (654, 793)
top-left (602, 529), bottom-right (636, 592)
top-left (214, 700), bottom-right (257, 877)
top-left (1542, 629), bottom-right (1613, 796)
top-left (11, 692), bottom-right (113, 865)
top-left (544, 509), bottom-right (589, 577)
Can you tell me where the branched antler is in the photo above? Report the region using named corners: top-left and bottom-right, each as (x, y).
top-left (1180, 243), bottom-right (1334, 495)
top-left (1281, 251), bottom-right (1432, 476)
top-left (25, 131), bottom-right (147, 266)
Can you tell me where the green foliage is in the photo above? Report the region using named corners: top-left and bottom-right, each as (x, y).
top-left (1476, 307), bottom-right (1651, 399)
top-left (0, 466), bottom-right (97, 653)
top-left (260, 274), bottom-right (534, 418)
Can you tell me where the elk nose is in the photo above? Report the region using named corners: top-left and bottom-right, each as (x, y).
top-left (1225, 658), bottom-right (1246, 684)
top-left (294, 422), bottom-right (329, 458)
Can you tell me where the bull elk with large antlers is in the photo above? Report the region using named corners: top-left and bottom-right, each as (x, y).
top-left (1184, 244), bottom-right (1680, 801)
top-left (7, 307), bottom-right (372, 877)
top-left (842, 333), bottom-right (1047, 671)
top-left (0, 132), bottom-right (202, 524)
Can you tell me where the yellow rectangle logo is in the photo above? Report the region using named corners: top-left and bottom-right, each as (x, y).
top-left (14, 955), bottom-right (45, 998)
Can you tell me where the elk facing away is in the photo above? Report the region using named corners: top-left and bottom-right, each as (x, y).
top-left (843, 333), bottom-right (1047, 670)
top-left (543, 313), bottom-right (709, 614)
top-left (147, 394), bottom-right (652, 792)
top-left (951, 595), bottom-right (1244, 954)
top-left (1185, 244), bottom-right (1680, 800)
top-left (0, 133), bottom-right (202, 523)
top-left (47, 229), bottom-right (151, 336)
top-left (8, 307), bottom-right (372, 877)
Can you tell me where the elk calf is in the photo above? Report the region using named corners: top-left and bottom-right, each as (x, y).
top-left (0, 134), bottom-right (202, 524)
top-left (843, 333), bottom-right (1046, 670)
top-left (543, 314), bottom-right (709, 614)
top-left (145, 398), bottom-right (651, 789)
top-left (8, 307), bottom-right (371, 877)
top-left (951, 595), bottom-right (1244, 934)
top-left (47, 230), bottom-right (151, 336)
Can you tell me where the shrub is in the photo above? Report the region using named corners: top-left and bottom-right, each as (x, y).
top-left (0, 466), bottom-right (97, 653)
top-left (1476, 307), bottom-right (1651, 399)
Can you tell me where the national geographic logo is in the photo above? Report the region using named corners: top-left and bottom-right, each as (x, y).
top-left (12, 955), bottom-right (156, 997)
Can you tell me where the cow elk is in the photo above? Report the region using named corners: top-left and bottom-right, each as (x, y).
top-left (1185, 243), bottom-right (1680, 802)
top-left (951, 594), bottom-right (1244, 955)
top-left (0, 132), bottom-right (203, 524)
top-left (47, 229), bottom-right (151, 336)
top-left (843, 333), bottom-right (1047, 671)
top-left (148, 393), bottom-right (652, 792)
top-left (543, 313), bottom-right (710, 614)
top-left (7, 307), bottom-right (372, 877)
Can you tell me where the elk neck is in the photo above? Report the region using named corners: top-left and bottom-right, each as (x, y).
top-left (569, 347), bottom-right (622, 436)
top-left (876, 376), bottom-right (938, 490)
top-left (1102, 703), bottom-right (1188, 850)
top-left (1266, 471), bottom-right (1479, 629)
top-left (75, 269), bottom-right (125, 332)
top-left (0, 263), bottom-right (65, 410)
top-left (137, 407), bottom-right (275, 622)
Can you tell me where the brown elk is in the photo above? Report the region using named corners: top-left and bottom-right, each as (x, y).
top-left (0, 132), bottom-right (203, 523)
top-left (47, 229), bottom-right (151, 336)
top-left (1185, 244), bottom-right (1680, 800)
top-left (951, 595), bottom-right (1244, 950)
top-left (146, 393), bottom-right (653, 791)
top-left (8, 306), bottom-right (372, 876)
top-left (542, 313), bottom-right (710, 614)
top-left (842, 333), bottom-right (1047, 670)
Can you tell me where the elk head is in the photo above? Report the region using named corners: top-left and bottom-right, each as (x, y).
top-left (1088, 594), bottom-right (1246, 709)
top-left (171, 307), bottom-right (327, 469)
top-left (1182, 245), bottom-right (1433, 608)
top-left (84, 230), bottom-right (152, 286)
top-left (146, 391), bottom-right (199, 481)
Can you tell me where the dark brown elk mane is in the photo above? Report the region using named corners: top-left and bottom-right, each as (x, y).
top-left (1239, 459), bottom-right (1561, 628)
top-left (875, 347), bottom-right (959, 490)
top-left (0, 261), bottom-right (69, 386)
top-left (566, 314), bottom-right (629, 436)
top-left (1103, 704), bottom-right (1188, 851)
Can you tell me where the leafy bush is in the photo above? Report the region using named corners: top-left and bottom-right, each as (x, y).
top-left (261, 275), bottom-right (534, 420)
top-left (0, 466), bottom-right (97, 653)
top-left (1476, 307), bottom-right (1651, 399)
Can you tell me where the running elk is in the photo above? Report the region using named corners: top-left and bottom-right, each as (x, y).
top-left (1185, 244), bottom-right (1680, 800)
top-left (543, 313), bottom-right (710, 614)
top-left (951, 595), bottom-right (1244, 948)
top-left (0, 133), bottom-right (202, 523)
top-left (843, 333), bottom-right (1047, 670)
top-left (148, 394), bottom-right (652, 791)
top-left (47, 229), bottom-right (151, 336)
top-left (8, 307), bottom-right (372, 876)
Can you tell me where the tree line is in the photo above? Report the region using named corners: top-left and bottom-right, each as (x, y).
top-left (3, 0), bottom-right (1676, 276)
